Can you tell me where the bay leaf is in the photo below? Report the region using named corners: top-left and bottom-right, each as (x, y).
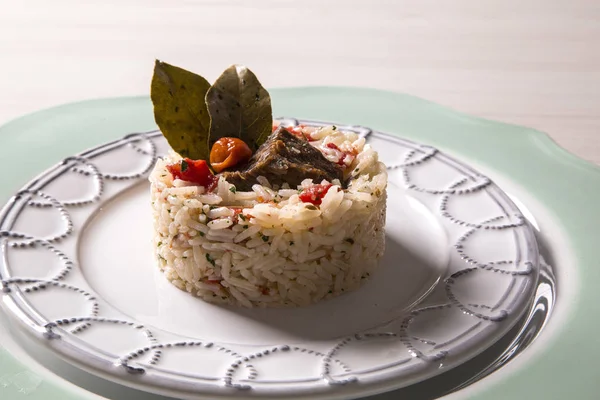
top-left (206, 65), bottom-right (272, 152)
top-left (151, 60), bottom-right (211, 160)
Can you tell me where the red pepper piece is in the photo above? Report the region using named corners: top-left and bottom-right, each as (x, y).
top-left (167, 158), bottom-right (218, 190)
top-left (299, 183), bottom-right (333, 206)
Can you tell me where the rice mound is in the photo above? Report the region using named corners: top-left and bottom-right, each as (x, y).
top-left (149, 125), bottom-right (387, 307)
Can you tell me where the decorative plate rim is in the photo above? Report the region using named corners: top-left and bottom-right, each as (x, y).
top-left (0, 88), bottom-right (597, 400)
top-left (0, 116), bottom-right (539, 399)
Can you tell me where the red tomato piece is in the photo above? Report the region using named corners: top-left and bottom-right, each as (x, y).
top-left (299, 183), bottom-right (333, 206)
top-left (167, 158), bottom-right (218, 190)
top-left (325, 142), bottom-right (357, 166)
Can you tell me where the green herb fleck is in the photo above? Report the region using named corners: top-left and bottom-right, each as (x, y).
top-left (181, 159), bottom-right (189, 172)
top-left (229, 186), bottom-right (237, 193)
top-left (289, 241), bottom-right (294, 246)
top-left (157, 241), bottom-right (163, 247)
top-left (205, 254), bottom-right (215, 266)
top-left (210, 205), bottom-right (217, 210)
top-left (328, 290), bottom-right (333, 294)
top-left (332, 125), bottom-right (337, 130)
top-left (261, 234), bottom-right (269, 242)
top-left (306, 204), bottom-right (317, 210)
top-left (199, 232), bottom-right (205, 237)
top-left (243, 225), bottom-right (249, 229)
top-left (239, 214), bottom-right (247, 221)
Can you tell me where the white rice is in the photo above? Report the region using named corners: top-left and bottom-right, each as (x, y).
top-left (150, 125), bottom-right (387, 308)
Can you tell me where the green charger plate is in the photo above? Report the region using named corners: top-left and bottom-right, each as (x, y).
top-left (0, 88), bottom-right (599, 399)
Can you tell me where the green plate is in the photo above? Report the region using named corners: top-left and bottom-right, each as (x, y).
top-left (0, 88), bottom-right (599, 399)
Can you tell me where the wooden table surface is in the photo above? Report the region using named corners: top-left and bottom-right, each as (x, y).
top-left (1, 0), bottom-right (598, 165)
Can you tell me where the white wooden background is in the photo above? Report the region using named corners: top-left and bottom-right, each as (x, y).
top-left (0, 0), bottom-right (598, 164)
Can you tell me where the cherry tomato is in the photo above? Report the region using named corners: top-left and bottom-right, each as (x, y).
top-left (299, 183), bottom-right (333, 206)
top-left (167, 158), bottom-right (217, 189)
top-left (210, 137), bottom-right (252, 173)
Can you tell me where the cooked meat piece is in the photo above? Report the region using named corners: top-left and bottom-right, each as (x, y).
top-left (219, 127), bottom-right (344, 191)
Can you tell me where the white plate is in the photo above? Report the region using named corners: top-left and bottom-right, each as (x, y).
top-left (0, 119), bottom-right (539, 400)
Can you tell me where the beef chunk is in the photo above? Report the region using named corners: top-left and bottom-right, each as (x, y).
top-left (220, 127), bottom-right (343, 191)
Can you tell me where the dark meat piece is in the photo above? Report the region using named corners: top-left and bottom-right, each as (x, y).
top-left (220, 127), bottom-right (344, 191)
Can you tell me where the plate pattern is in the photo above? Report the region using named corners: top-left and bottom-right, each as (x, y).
top-left (0, 120), bottom-right (539, 395)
